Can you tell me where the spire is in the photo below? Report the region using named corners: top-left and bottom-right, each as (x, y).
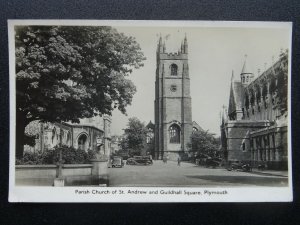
top-left (157, 34), bottom-right (163, 53)
top-left (240, 54), bottom-right (254, 86)
top-left (231, 70), bottom-right (235, 82)
top-left (183, 34), bottom-right (188, 54)
top-left (241, 54), bottom-right (249, 74)
top-left (181, 41), bottom-right (184, 53)
top-left (163, 41), bottom-right (166, 53)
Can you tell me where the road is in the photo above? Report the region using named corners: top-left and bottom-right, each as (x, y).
top-left (108, 160), bottom-right (288, 187)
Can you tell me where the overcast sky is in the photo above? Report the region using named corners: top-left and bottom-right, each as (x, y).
top-left (110, 24), bottom-right (290, 136)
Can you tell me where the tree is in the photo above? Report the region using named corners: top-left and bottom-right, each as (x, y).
top-left (187, 130), bottom-right (219, 157)
top-left (15, 26), bottom-right (145, 158)
top-left (122, 117), bottom-right (147, 156)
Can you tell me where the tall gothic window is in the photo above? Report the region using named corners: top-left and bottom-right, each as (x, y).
top-left (66, 131), bottom-right (71, 147)
top-left (169, 124), bottom-right (180, 143)
top-left (170, 64), bottom-right (178, 76)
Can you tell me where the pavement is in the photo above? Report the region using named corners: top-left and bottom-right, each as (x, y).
top-left (250, 169), bottom-right (288, 177)
top-left (108, 160), bottom-right (289, 187)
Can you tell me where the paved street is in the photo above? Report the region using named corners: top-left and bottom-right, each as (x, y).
top-left (108, 160), bottom-right (288, 187)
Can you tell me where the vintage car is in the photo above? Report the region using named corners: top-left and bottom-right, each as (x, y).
top-left (111, 156), bottom-right (124, 168)
top-left (227, 161), bottom-right (252, 172)
top-left (205, 157), bottom-right (221, 168)
top-left (126, 155), bottom-right (153, 166)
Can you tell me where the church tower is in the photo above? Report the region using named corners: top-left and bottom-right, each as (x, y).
top-left (154, 35), bottom-right (193, 160)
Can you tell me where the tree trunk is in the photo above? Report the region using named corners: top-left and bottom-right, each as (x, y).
top-left (16, 111), bottom-right (26, 159)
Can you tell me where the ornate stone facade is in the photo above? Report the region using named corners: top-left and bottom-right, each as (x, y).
top-left (220, 51), bottom-right (288, 169)
top-left (25, 116), bottom-right (112, 157)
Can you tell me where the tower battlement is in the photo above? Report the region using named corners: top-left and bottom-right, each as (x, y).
top-left (159, 53), bottom-right (188, 60)
top-left (157, 35), bottom-right (188, 57)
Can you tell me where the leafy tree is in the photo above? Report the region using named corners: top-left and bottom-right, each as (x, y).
top-left (15, 26), bottom-right (145, 158)
top-left (188, 130), bottom-right (219, 157)
top-left (122, 117), bottom-right (147, 156)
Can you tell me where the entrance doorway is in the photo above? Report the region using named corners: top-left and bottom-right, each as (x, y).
top-left (78, 133), bottom-right (88, 151)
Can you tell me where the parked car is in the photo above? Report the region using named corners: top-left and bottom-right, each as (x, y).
top-left (111, 157), bottom-right (124, 168)
top-left (205, 157), bottom-right (221, 168)
top-left (126, 156), bottom-right (153, 166)
top-left (257, 164), bottom-right (266, 170)
top-left (227, 161), bottom-right (252, 172)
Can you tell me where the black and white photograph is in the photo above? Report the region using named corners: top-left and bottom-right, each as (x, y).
top-left (8, 20), bottom-right (292, 202)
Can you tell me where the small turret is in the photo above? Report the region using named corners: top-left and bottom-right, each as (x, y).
top-left (240, 55), bottom-right (254, 86)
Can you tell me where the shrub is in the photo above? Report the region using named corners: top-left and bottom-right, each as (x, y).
top-left (16, 152), bottom-right (44, 165)
top-left (16, 146), bottom-right (98, 165)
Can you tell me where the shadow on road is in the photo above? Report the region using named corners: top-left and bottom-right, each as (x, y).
top-left (185, 175), bottom-right (288, 187)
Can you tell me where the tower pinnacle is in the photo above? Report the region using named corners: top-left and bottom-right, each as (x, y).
top-left (183, 34), bottom-right (188, 54)
top-left (157, 34), bottom-right (163, 53)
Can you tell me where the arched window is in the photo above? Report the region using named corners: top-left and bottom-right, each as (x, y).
top-left (52, 127), bottom-right (57, 145)
top-left (192, 127), bottom-right (198, 133)
top-left (60, 130), bottom-right (64, 145)
top-left (242, 143), bottom-right (246, 151)
top-left (170, 64), bottom-right (178, 76)
top-left (169, 124), bottom-right (180, 143)
top-left (66, 131), bottom-right (71, 147)
top-left (262, 83), bottom-right (268, 108)
top-left (78, 133), bottom-right (88, 151)
top-left (244, 92), bottom-right (249, 109)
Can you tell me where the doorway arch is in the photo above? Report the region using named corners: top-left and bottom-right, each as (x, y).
top-left (77, 133), bottom-right (89, 151)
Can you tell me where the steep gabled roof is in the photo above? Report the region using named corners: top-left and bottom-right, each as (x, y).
top-left (241, 55), bottom-right (252, 75)
top-left (228, 73), bottom-right (243, 115)
top-left (192, 121), bottom-right (204, 132)
top-left (146, 120), bottom-right (155, 129)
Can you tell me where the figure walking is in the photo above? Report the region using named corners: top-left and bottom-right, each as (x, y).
top-left (163, 154), bottom-right (168, 163)
top-left (177, 156), bottom-right (181, 166)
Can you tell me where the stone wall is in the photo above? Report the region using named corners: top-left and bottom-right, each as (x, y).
top-left (15, 163), bottom-right (110, 186)
top-left (225, 120), bottom-right (269, 162)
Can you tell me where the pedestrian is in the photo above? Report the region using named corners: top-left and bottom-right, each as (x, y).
top-left (177, 156), bottom-right (181, 166)
top-left (163, 155), bottom-right (167, 163)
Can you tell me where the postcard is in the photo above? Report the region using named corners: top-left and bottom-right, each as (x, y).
top-left (8, 20), bottom-right (292, 202)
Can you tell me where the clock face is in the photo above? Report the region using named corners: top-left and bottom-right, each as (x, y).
top-left (170, 85), bottom-right (177, 92)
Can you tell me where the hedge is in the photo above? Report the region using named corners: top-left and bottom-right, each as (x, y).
top-left (16, 146), bottom-right (96, 165)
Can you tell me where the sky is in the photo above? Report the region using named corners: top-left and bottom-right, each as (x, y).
top-left (109, 23), bottom-right (291, 136)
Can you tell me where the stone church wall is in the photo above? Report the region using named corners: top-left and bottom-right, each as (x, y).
top-left (226, 121), bottom-right (269, 162)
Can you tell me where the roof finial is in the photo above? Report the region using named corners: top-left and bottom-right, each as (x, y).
top-left (231, 70), bottom-right (235, 82)
top-left (183, 33), bottom-right (188, 54)
top-left (241, 54), bottom-right (249, 74)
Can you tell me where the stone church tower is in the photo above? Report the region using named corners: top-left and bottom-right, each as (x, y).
top-left (154, 35), bottom-right (193, 160)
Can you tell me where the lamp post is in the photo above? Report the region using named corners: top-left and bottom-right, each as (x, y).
top-left (57, 147), bottom-right (63, 179)
top-left (54, 128), bottom-right (64, 186)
